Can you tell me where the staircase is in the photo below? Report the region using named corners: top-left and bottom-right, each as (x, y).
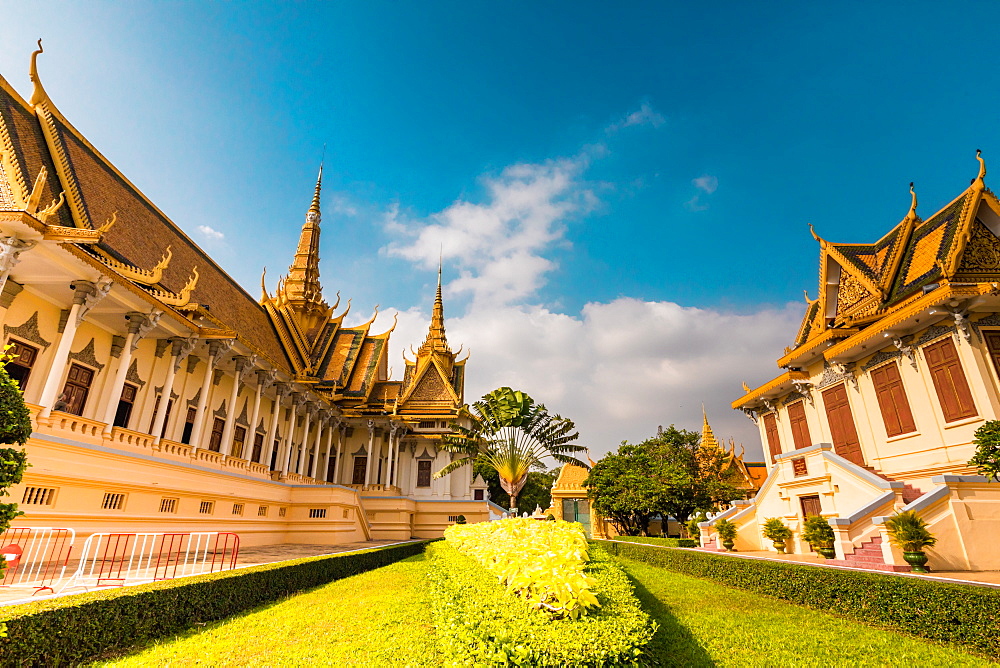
top-left (861, 466), bottom-right (923, 504)
top-left (828, 536), bottom-right (910, 572)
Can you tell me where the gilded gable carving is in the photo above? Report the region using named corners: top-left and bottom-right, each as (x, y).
top-left (4, 311), bottom-right (51, 348)
top-left (410, 368), bottom-right (449, 402)
top-left (958, 219), bottom-right (1000, 274)
top-left (125, 359), bottom-right (146, 388)
top-left (0, 155), bottom-right (15, 208)
top-left (67, 338), bottom-right (105, 371)
top-left (836, 273), bottom-right (872, 315)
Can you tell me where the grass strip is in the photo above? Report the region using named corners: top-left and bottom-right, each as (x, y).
top-left (0, 540), bottom-right (428, 665)
top-left (94, 553), bottom-right (441, 667)
top-left (619, 557), bottom-right (991, 666)
top-left (599, 539), bottom-right (1000, 656)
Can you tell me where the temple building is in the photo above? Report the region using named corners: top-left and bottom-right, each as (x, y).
top-left (718, 153), bottom-right (1000, 571)
top-left (0, 44), bottom-right (488, 545)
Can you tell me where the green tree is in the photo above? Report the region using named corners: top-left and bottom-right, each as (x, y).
top-left (969, 420), bottom-right (1000, 482)
top-left (0, 344), bottom-right (31, 577)
top-left (473, 460), bottom-right (556, 513)
top-left (585, 425), bottom-right (743, 534)
top-left (584, 442), bottom-right (664, 535)
top-left (436, 387), bottom-right (586, 512)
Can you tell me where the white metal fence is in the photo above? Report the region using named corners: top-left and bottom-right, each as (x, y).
top-left (0, 527), bottom-right (76, 595)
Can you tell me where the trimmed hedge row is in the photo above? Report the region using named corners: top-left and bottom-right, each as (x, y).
top-left (0, 540), bottom-right (428, 665)
top-left (426, 541), bottom-right (654, 666)
top-left (611, 536), bottom-right (697, 548)
top-left (599, 539), bottom-right (1000, 656)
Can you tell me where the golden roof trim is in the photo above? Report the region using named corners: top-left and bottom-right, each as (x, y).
top-left (776, 326), bottom-right (859, 368)
top-left (731, 370), bottom-right (808, 410)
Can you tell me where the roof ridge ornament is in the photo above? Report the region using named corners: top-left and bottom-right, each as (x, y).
top-left (808, 223), bottom-right (827, 249)
top-left (29, 39), bottom-right (49, 107)
top-left (904, 182), bottom-right (918, 224)
top-left (975, 149), bottom-right (986, 188)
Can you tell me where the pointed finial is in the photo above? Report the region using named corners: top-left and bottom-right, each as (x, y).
top-left (700, 405), bottom-right (720, 449)
top-left (308, 163), bottom-right (323, 219)
top-left (808, 223), bottom-right (826, 248)
top-left (29, 39), bottom-right (49, 107)
top-left (974, 149), bottom-right (986, 188)
top-left (260, 266), bottom-right (268, 301)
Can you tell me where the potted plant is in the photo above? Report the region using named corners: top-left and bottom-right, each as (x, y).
top-left (686, 512), bottom-right (707, 540)
top-left (761, 518), bottom-right (793, 554)
top-left (969, 420), bottom-right (1000, 482)
top-left (714, 518), bottom-right (738, 551)
top-left (884, 510), bottom-right (936, 573)
top-left (802, 515), bottom-right (836, 559)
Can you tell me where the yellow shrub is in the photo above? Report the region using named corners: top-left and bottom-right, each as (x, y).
top-left (444, 518), bottom-right (600, 619)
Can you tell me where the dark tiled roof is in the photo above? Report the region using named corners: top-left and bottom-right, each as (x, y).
top-left (833, 227), bottom-right (899, 285)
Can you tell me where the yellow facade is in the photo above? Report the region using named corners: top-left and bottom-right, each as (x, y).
top-left (718, 156), bottom-right (1000, 571)
top-left (0, 45), bottom-right (488, 545)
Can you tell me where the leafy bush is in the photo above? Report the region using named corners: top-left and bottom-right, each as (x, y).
top-left (427, 541), bottom-right (654, 666)
top-left (446, 518), bottom-right (598, 618)
top-left (969, 420), bottom-right (1000, 482)
top-left (612, 536), bottom-right (697, 548)
top-left (801, 515), bottom-right (834, 549)
top-left (0, 345), bottom-right (30, 589)
top-left (0, 541), bottom-right (429, 664)
top-left (884, 510), bottom-right (936, 553)
top-left (762, 518), bottom-right (793, 542)
top-left (686, 512), bottom-right (706, 539)
top-left (714, 518), bottom-right (737, 542)
top-left (598, 540), bottom-right (1000, 656)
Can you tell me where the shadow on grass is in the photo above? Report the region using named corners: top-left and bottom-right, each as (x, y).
top-left (626, 569), bottom-right (716, 667)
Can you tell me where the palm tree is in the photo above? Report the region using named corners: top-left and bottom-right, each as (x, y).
top-left (435, 387), bottom-right (587, 512)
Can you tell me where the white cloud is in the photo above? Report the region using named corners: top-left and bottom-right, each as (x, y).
top-left (376, 298), bottom-right (801, 461)
top-left (197, 224), bottom-right (225, 240)
top-left (686, 174), bottom-right (718, 211)
top-left (607, 101), bottom-right (666, 132)
top-left (385, 156), bottom-right (596, 308)
top-left (692, 174), bottom-right (718, 194)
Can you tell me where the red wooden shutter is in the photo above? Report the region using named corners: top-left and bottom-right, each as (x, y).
top-left (763, 413), bottom-right (782, 462)
top-left (924, 337), bottom-right (977, 422)
top-left (983, 331), bottom-right (1000, 384)
top-left (787, 401), bottom-right (811, 449)
top-left (822, 384), bottom-right (865, 466)
top-left (870, 363), bottom-right (916, 437)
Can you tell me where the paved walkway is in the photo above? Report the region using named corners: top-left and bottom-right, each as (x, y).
top-left (0, 540), bottom-right (411, 606)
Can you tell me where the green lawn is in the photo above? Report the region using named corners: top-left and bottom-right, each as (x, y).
top-left (95, 554), bottom-right (441, 667)
top-left (619, 558), bottom-right (994, 667)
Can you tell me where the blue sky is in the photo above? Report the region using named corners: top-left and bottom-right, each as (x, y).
top-left (2, 2), bottom-right (999, 456)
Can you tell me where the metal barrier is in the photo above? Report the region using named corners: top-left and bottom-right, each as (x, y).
top-left (60, 532), bottom-right (240, 593)
top-left (0, 527), bottom-right (76, 595)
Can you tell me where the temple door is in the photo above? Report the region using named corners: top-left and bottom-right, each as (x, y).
top-left (799, 494), bottom-right (822, 518)
top-left (822, 384), bottom-right (865, 467)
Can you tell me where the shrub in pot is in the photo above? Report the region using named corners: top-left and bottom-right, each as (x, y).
top-left (969, 420), bottom-right (1000, 482)
top-left (802, 515), bottom-right (836, 559)
top-left (714, 518), bottom-right (738, 551)
top-left (884, 510), bottom-right (936, 573)
top-left (761, 518), bottom-right (793, 554)
top-left (686, 512), bottom-right (707, 540)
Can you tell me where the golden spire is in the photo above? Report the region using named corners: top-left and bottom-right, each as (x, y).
top-left (904, 182), bottom-right (918, 224)
top-left (280, 164), bottom-right (326, 307)
top-left (418, 258), bottom-right (451, 355)
top-left (700, 405), bottom-right (720, 449)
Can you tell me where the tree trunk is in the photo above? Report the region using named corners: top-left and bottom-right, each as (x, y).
top-left (509, 492), bottom-right (518, 515)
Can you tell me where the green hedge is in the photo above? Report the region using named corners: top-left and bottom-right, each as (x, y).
top-left (426, 541), bottom-right (654, 666)
top-left (599, 539), bottom-right (1000, 656)
top-left (610, 536), bottom-right (697, 548)
top-left (0, 540), bottom-right (428, 665)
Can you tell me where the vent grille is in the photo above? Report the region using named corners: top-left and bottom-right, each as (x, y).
top-left (257, 506), bottom-right (268, 517)
top-left (159, 498), bottom-right (178, 513)
top-left (309, 508), bottom-right (327, 519)
top-left (21, 487), bottom-right (57, 505)
top-left (278, 507), bottom-right (287, 517)
top-left (232, 503), bottom-right (244, 516)
top-left (102, 493), bottom-right (125, 510)
top-left (199, 501), bottom-right (214, 514)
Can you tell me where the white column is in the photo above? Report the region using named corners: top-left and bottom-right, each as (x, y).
top-left (151, 338), bottom-right (193, 444)
top-left (310, 412), bottom-right (325, 479)
top-left (189, 339), bottom-right (233, 451)
top-left (297, 404), bottom-right (313, 474)
top-left (364, 419), bottom-right (376, 485)
top-left (221, 355), bottom-right (254, 456)
top-left (332, 423), bottom-right (345, 484)
top-left (38, 279), bottom-right (111, 418)
top-left (321, 418), bottom-right (337, 482)
top-left (280, 394), bottom-right (303, 475)
top-left (248, 369), bottom-right (274, 461)
top-left (263, 383), bottom-right (289, 469)
top-left (386, 423), bottom-right (398, 487)
top-left (100, 311), bottom-right (161, 434)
